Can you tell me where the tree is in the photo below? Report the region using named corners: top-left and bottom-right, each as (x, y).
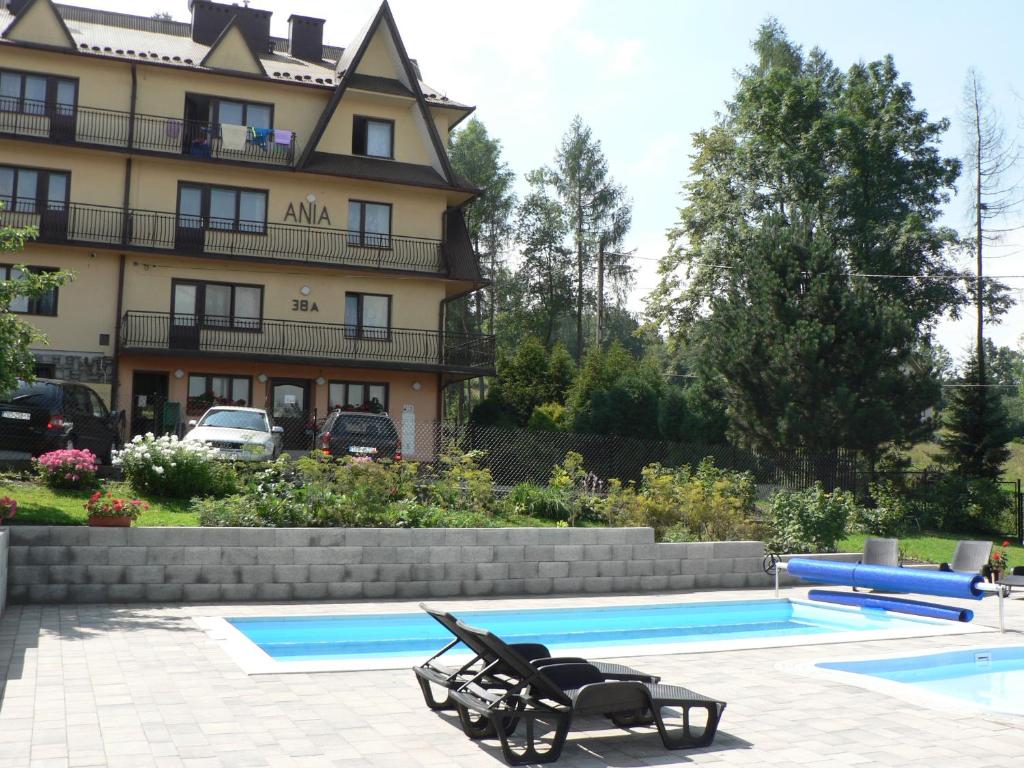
top-left (471, 338), bottom-right (576, 426)
top-left (941, 349), bottom-right (1012, 479)
top-left (650, 21), bottom-right (966, 463)
top-left (961, 69), bottom-right (1019, 384)
top-left (535, 116), bottom-right (632, 358)
top-left (0, 224), bottom-right (71, 393)
top-left (449, 118), bottom-right (516, 335)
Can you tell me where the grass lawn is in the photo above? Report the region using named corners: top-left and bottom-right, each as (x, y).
top-left (0, 477), bottom-right (199, 526)
top-left (906, 440), bottom-right (1024, 482)
top-left (840, 530), bottom-right (1021, 567)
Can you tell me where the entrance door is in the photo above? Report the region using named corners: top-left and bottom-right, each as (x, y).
top-left (269, 378), bottom-right (312, 450)
top-left (130, 371), bottom-right (169, 438)
top-left (174, 184), bottom-right (205, 253)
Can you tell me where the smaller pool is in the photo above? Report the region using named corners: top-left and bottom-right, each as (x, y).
top-left (819, 646), bottom-right (1024, 716)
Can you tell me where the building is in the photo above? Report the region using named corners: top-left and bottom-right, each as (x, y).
top-left (0, 0), bottom-right (493, 454)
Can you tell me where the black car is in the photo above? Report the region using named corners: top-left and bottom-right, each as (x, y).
top-left (0, 379), bottom-right (122, 463)
top-left (316, 410), bottom-right (401, 461)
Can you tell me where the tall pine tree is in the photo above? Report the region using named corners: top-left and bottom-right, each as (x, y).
top-left (941, 351), bottom-right (1011, 479)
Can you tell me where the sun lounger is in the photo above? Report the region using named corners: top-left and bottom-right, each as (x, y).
top-left (413, 604), bottom-right (658, 714)
top-left (446, 619), bottom-right (726, 765)
top-left (853, 537), bottom-right (900, 591)
top-left (939, 540), bottom-right (991, 574)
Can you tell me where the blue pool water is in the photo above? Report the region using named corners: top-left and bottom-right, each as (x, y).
top-left (228, 599), bottom-right (943, 663)
top-left (819, 647), bottom-right (1024, 715)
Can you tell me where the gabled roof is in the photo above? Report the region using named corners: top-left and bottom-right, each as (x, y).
top-left (297, 1), bottom-right (456, 185)
top-left (198, 15), bottom-right (266, 76)
top-left (306, 152), bottom-right (479, 195)
top-left (2, 0), bottom-right (76, 49)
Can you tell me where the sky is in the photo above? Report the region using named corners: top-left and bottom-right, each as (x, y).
top-left (91, 0), bottom-right (1024, 362)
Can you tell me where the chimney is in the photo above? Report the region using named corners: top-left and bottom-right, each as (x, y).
top-left (288, 14), bottom-right (325, 62)
top-left (189, 0), bottom-right (273, 54)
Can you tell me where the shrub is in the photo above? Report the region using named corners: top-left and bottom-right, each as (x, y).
top-left (910, 473), bottom-right (1011, 534)
top-left (598, 458), bottom-right (756, 541)
top-left (424, 445), bottom-right (495, 514)
top-left (84, 491), bottom-right (148, 521)
top-left (852, 480), bottom-right (910, 537)
top-left (527, 402), bottom-right (567, 432)
top-left (764, 484), bottom-right (859, 554)
top-left (503, 483), bottom-right (575, 522)
top-left (33, 448), bottom-right (98, 490)
top-left (114, 433), bottom-right (236, 499)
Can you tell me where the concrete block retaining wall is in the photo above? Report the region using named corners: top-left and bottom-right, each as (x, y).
top-left (0, 528), bottom-right (8, 617)
top-left (4, 527), bottom-right (772, 604)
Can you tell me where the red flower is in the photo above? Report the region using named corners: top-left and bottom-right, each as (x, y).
top-left (89, 491), bottom-right (101, 502)
top-left (1003, 540), bottom-right (1010, 548)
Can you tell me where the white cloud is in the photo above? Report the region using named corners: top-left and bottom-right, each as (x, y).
top-left (571, 29), bottom-right (648, 77)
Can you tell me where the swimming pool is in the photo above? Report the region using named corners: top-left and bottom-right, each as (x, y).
top-left (818, 646), bottom-right (1024, 716)
top-left (198, 597), bottom-right (985, 674)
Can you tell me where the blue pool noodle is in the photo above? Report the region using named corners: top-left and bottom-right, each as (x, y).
top-left (807, 589), bottom-right (975, 622)
top-left (786, 558), bottom-right (985, 600)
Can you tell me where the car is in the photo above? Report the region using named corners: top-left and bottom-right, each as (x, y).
top-left (0, 378), bottom-right (123, 463)
top-left (183, 406), bottom-right (283, 461)
top-left (315, 409), bottom-right (402, 461)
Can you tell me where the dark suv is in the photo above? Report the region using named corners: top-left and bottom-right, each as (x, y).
top-left (0, 379), bottom-right (122, 463)
top-left (316, 410), bottom-right (401, 461)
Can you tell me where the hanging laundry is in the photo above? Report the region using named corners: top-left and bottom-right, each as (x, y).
top-left (165, 119), bottom-right (182, 139)
top-left (220, 123), bottom-right (248, 151)
top-left (251, 127), bottom-right (273, 149)
top-left (272, 129), bottom-right (293, 146)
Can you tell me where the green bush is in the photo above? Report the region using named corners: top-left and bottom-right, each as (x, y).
top-left (424, 445), bottom-right (495, 515)
top-left (852, 480), bottom-right (910, 537)
top-left (906, 472), bottom-right (1011, 534)
top-left (114, 434), bottom-right (236, 499)
top-left (597, 458), bottom-right (756, 541)
top-left (503, 483), bottom-right (575, 522)
top-left (527, 402), bottom-right (567, 431)
top-left (764, 484), bottom-right (859, 554)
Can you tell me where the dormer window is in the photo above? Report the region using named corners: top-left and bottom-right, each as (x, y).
top-left (352, 116), bottom-right (393, 159)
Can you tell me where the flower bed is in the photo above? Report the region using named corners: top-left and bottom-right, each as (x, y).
top-left (113, 433), bottom-right (236, 499)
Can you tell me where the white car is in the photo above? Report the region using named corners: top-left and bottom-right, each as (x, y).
top-left (183, 406), bottom-right (283, 461)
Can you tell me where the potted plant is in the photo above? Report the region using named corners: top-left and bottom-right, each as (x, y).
top-left (0, 496), bottom-right (15, 524)
top-left (988, 540), bottom-right (1010, 582)
top-left (84, 492), bottom-right (148, 527)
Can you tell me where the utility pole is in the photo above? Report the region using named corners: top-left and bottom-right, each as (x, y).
top-left (974, 89), bottom-right (985, 386)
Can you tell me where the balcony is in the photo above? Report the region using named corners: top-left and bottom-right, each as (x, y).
top-left (119, 312), bottom-right (496, 375)
top-left (0, 102), bottom-right (295, 166)
top-left (1, 201), bottom-right (447, 275)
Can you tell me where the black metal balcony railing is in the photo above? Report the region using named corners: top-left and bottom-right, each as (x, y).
top-left (0, 100), bottom-right (295, 166)
top-left (119, 311), bottom-right (496, 373)
top-left (0, 201), bottom-right (446, 274)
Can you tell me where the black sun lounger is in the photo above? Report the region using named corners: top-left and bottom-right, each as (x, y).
top-left (446, 620), bottom-right (726, 765)
top-left (413, 603), bottom-right (659, 713)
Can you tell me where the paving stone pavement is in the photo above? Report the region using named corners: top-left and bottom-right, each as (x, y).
top-left (1, 585), bottom-right (1023, 768)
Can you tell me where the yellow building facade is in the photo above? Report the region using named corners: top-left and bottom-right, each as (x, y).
top-left (0, 0), bottom-right (490, 454)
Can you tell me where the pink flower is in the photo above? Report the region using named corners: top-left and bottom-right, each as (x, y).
top-left (0, 496), bottom-right (16, 521)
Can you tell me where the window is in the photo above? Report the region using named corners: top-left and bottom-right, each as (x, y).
top-left (344, 292), bottom-right (390, 340)
top-left (177, 183), bottom-right (267, 234)
top-left (352, 116), bottom-right (394, 159)
top-left (214, 99), bottom-right (272, 129)
top-left (1, 264), bottom-right (58, 316)
top-left (172, 280), bottom-right (262, 330)
top-left (329, 381), bottom-right (389, 412)
top-left (0, 165), bottom-right (68, 214)
top-left (187, 374), bottom-right (252, 414)
top-left (347, 200), bottom-right (391, 247)
top-left (0, 69), bottom-right (76, 115)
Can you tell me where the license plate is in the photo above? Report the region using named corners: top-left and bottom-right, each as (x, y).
top-left (1, 410), bottom-right (30, 420)
top-left (349, 445), bottom-right (377, 454)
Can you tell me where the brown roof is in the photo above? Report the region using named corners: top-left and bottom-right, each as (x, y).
top-left (305, 152), bottom-right (479, 195)
top-left (0, 2), bottom-right (472, 109)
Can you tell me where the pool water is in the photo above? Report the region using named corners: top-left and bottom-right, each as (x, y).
top-left (228, 599), bottom-right (944, 663)
top-left (819, 647), bottom-right (1024, 715)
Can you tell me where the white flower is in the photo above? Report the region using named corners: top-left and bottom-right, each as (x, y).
top-left (153, 466), bottom-right (164, 475)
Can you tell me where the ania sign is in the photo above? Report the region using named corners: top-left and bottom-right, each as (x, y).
top-left (284, 200), bottom-right (332, 226)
